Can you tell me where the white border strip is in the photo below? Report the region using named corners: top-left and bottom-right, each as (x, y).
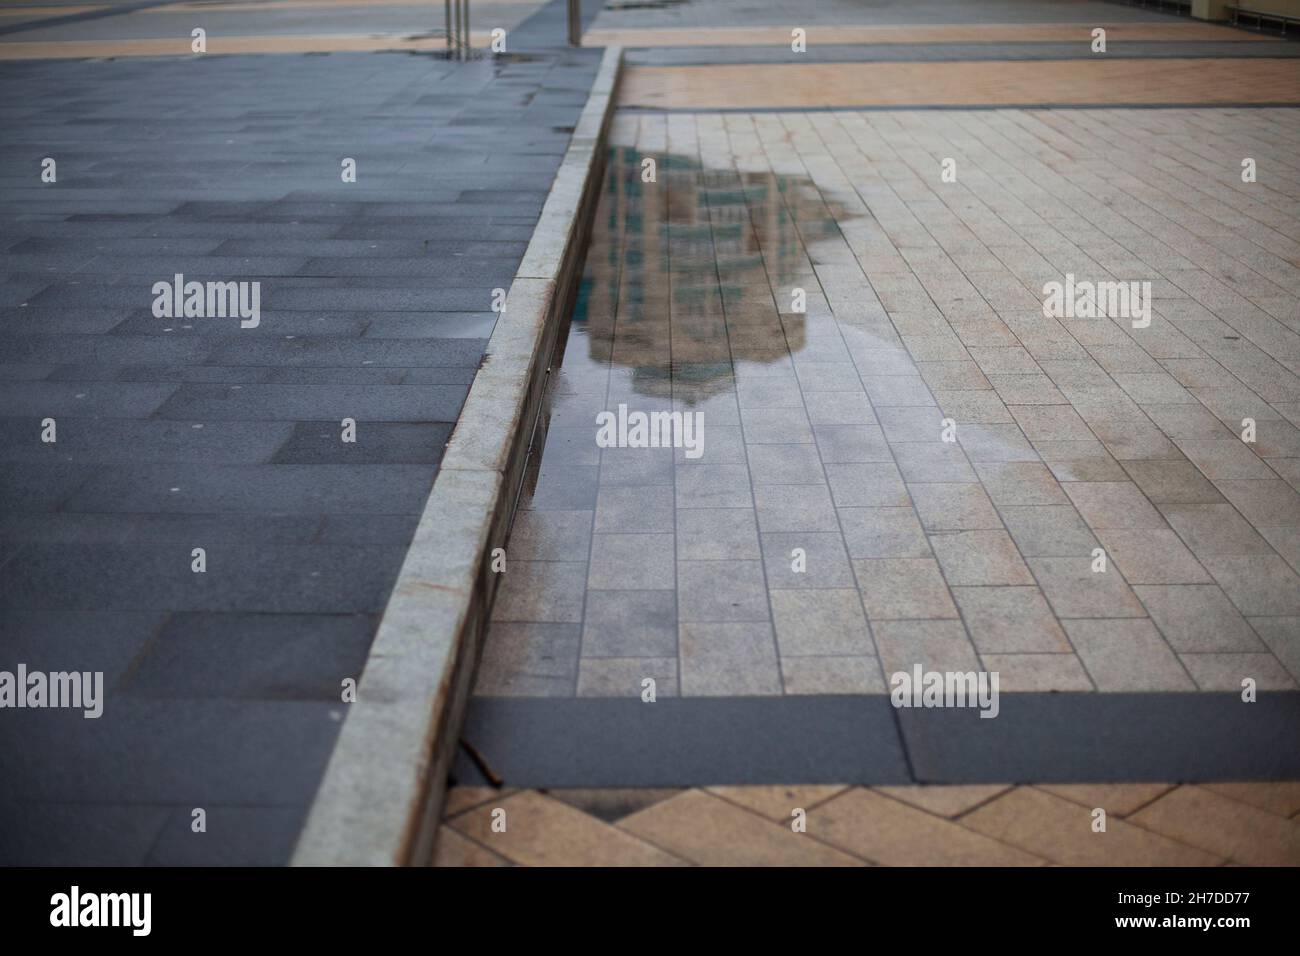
top-left (292, 45), bottom-right (623, 866)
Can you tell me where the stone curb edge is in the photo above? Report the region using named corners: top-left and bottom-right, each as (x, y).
top-left (291, 44), bottom-right (623, 867)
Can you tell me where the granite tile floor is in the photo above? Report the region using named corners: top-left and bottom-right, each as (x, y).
top-left (477, 104), bottom-right (1300, 700)
top-left (0, 0), bottom-right (607, 865)
top-left (436, 781), bottom-right (1300, 866)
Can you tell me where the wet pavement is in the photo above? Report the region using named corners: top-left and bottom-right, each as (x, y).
top-left (446, 0), bottom-right (1300, 868)
top-left (475, 108), bottom-right (1300, 701)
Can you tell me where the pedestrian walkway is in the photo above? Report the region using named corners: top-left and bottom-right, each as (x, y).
top-left (446, 0), bottom-right (1300, 866)
top-left (478, 107), bottom-right (1300, 701)
top-left (0, 0), bottom-right (606, 865)
top-left (437, 782), bottom-right (1300, 866)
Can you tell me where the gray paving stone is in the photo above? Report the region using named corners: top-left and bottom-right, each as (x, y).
top-left (156, 383), bottom-right (468, 422)
top-left (269, 422), bottom-right (450, 465)
top-left (64, 463), bottom-right (433, 514)
top-left (145, 806), bottom-right (306, 867)
top-left (125, 612), bottom-right (376, 700)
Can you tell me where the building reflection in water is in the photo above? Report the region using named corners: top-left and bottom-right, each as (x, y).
top-left (562, 145), bottom-right (857, 403)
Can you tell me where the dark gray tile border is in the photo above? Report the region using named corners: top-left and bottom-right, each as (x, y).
top-left (900, 691), bottom-right (1300, 784)
top-left (454, 696), bottom-right (913, 787)
top-left (451, 692), bottom-right (1300, 788)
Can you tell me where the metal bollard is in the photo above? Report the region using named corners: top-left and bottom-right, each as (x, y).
top-left (568, 0), bottom-right (580, 46)
top-left (445, 0), bottom-right (471, 60)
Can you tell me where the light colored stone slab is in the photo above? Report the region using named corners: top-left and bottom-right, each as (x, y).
top-left (620, 790), bottom-right (863, 866)
top-left (813, 788), bottom-right (1045, 865)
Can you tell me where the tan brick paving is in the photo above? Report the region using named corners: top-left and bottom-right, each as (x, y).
top-left (436, 782), bottom-right (1300, 866)
top-left (1128, 785), bottom-right (1300, 866)
top-left (962, 787), bottom-right (1225, 866)
top-left (586, 23), bottom-right (1269, 48)
top-left (874, 783), bottom-right (1011, 817)
top-left (447, 790), bottom-right (689, 867)
top-left (619, 789), bottom-right (865, 866)
top-left (1199, 781), bottom-right (1300, 817)
top-left (706, 784), bottom-right (849, 820)
top-left (619, 59), bottom-right (1300, 110)
top-left (812, 788), bottom-right (1049, 865)
top-left (1035, 783), bottom-right (1173, 816)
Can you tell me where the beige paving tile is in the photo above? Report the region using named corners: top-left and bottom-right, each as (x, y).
top-left (1249, 617), bottom-right (1300, 682)
top-left (1001, 505), bottom-right (1098, 556)
top-left (1094, 528), bottom-right (1213, 585)
top-left (753, 483), bottom-right (841, 531)
top-left (961, 787), bottom-right (1220, 866)
top-left (1063, 481), bottom-right (1168, 530)
top-left (855, 557), bottom-right (958, 620)
top-left (1199, 782), bottom-right (1300, 818)
top-left (1201, 554), bottom-right (1300, 616)
top-left (594, 486), bottom-right (673, 534)
top-left (980, 652), bottom-right (1094, 691)
top-left (1179, 652), bottom-right (1297, 690)
top-left (813, 788), bottom-right (1044, 865)
top-left (892, 441), bottom-right (978, 483)
top-left (780, 655), bottom-right (886, 694)
top-left (874, 619), bottom-right (982, 676)
top-left (952, 585), bottom-right (1070, 653)
top-left (490, 561), bottom-right (587, 623)
top-left (909, 482), bottom-right (1002, 531)
top-left (707, 785), bottom-right (849, 821)
top-left (1161, 503), bottom-right (1274, 556)
top-left (619, 790), bottom-right (864, 866)
top-left (839, 506), bottom-right (932, 558)
top-left (508, 510), bottom-right (593, 560)
top-left (1063, 619), bottom-right (1195, 690)
top-left (761, 532), bottom-right (857, 588)
top-left (582, 590), bottom-right (677, 658)
top-left (770, 588), bottom-right (872, 655)
top-left (1121, 459), bottom-right (1224, 505)
top-left (670, 509), bottom-right (759, 561)
top-left (588, 533), bottom-right (676, 590)
top-left (450, 791), bottom-right (689, 866)
top-left (1133, 583), bottom-right (1263, 653)
top-left (677, 559), bottom-right (769, 622)
top-left (577, 657), bottom-right (678, 698)
top-left (1035, 784), bottom-right (1173, 817)
top-left (473, 622), bottom-right (579, 696)
top-left (679, 622), bottom-right (782, 696)
top-left (872, 784), bottom-right (1011, 819)
top-left (825, 462), bottom-right (911, 508)
top-left (930, 529), bottom-right (1034, 585)
top-left (443, 786), bottom-right (514, 819)
top-left (1028, 555), bottom-right (1147, 618)
top-left (973, 461), bottom-right (1069, 506)
top-left (431, 826), bottom-right (511, 867)
top-left (1129, 786), bottom-right (1300, 865)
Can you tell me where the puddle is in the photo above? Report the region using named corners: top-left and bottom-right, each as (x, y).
top-left (476, 136), bottom-right (917, 700)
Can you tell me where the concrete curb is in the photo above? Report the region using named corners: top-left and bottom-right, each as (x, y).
top-left (292, 44), bottom-right (623, 867)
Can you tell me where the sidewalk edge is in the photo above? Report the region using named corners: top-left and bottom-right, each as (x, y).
top-left (291, 44), bottom-right (623, 867)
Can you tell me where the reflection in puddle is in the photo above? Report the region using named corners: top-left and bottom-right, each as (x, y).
top-left (568, 144), bottom-right (857, 403)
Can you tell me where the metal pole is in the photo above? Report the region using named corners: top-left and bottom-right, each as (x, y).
top-left (444, 0), bottom-right (452, 54)
top-left (463, 0), bottom-right (470, 59)
top-left (568, 0), bottom-right (580, 46)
